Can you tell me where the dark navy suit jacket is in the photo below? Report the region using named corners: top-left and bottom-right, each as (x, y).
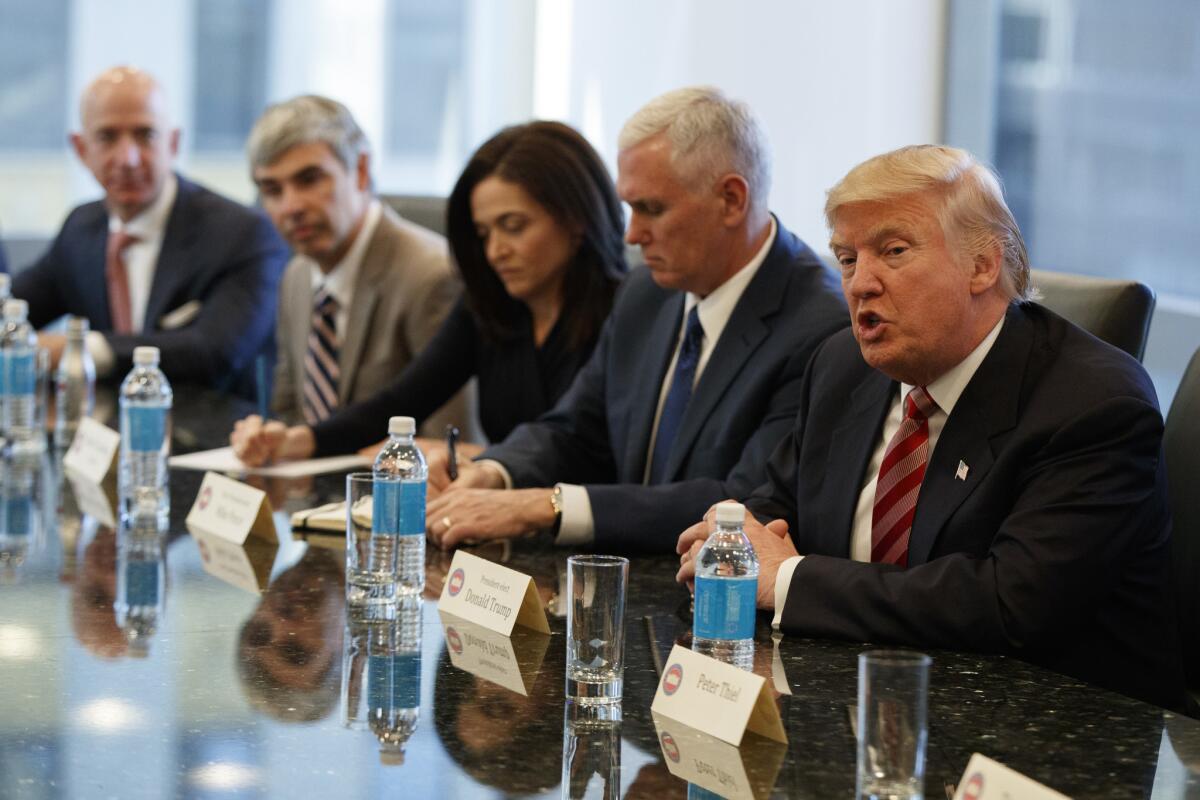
top-left (13, 176), bottom-right (287, 395)
top-left (483, 219), bottom-right (848, 552)
top-left (749, 303), bottom-right (1183, 708)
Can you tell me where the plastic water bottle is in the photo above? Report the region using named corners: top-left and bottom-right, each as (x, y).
top-left (692, 501), bottom-right (759, 670)
top-left (54, 316), bottom-right (96, 448)
top-left (115, 505), bottom-right (166, 657)
top-left (367, 596), bottom-right (422, 765)
top-left (0, 276), bottom-right (10, 433)
top-left (118, 347), bottom-right (172, 524)
top-left (1, 299), bottom-right (39, 450)
top-left (372, 416), bottom-right (426, 596)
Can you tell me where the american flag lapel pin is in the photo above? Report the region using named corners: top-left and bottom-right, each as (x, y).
top-left (955, 460), bottom-right (969, 481)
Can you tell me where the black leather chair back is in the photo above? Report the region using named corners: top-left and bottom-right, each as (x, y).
top-left (1032, 269), bottom-right (1156, 361)
top-left (1167, 347), bottom-right (1200, 708)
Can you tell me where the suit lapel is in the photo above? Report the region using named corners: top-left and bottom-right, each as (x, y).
top-left (83, 211), bottom-right (114, 328)
top-left (819, 370), bottom-right (894, 556)
top-left (659, 228), bottom-right (791, 481)
top-left (145, 178), bottom-right (197, 328)
top-left (623, 294), bottom-right (685, 482)
top-left (337, 222), bottom-right (390, 403)
top-left (908, 306), bottom-right (1032, 564)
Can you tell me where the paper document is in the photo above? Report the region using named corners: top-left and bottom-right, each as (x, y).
top-left (289, 500), bottom-right (371, 533)
top-left (168, 446), bottom-right (370, 478)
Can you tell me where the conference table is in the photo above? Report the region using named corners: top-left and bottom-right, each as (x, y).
top-left (0, 391), bottom-right (1198, 800)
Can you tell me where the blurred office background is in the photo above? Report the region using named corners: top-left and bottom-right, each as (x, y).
top-left (0, 0), bottom-right (1196, 401)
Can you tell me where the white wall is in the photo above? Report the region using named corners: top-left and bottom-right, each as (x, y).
top-left (539, 0), bottom-right (947, 254)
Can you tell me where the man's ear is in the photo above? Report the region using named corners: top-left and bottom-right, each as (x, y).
top-left (969, 239), bottom-right (1004, 296)
top-left (717, 173), bottom-right (750, 228)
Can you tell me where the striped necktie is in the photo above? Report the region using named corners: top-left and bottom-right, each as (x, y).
top-left (871, 386), bottom-right (939, 566)
top-left (302, 289), bottom-right (340, 424)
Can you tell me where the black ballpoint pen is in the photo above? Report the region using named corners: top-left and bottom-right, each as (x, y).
top-left (445, 424), bottom-right (460, 481)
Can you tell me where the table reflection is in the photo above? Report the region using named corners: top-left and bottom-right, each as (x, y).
top-left (237, 546), bottom-right (344, 723)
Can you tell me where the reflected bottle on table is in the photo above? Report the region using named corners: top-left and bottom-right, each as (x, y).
top-left (115, 502), bottom-right (166, 657)
top-left (372, 415), bottom-right (426, 596)
top-left (343, 596), bottom-right (422, 764)
top-left (1, 299), bottom-right (41, 452)
top-left (0, 452), bottom-right (41, 577)
top-left (54, 316), bottom-right (96, 449)
top-left (118, 346), bottom-right (172, 525)
top-left (0, 275), bottom-right (10, 436)
top-left (692, 502), bottom-right (758, 671)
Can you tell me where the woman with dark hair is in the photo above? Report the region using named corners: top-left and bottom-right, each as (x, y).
top-left (232, 121), bottom-right (626, 465)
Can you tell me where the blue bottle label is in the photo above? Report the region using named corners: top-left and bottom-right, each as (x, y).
top-left (373, 479), bottom-right (401, 535)
top-left (125, 560), bottom-right (160, 606)
top-left (5, 495), bottom-right (31, 535)
top-left (367, 653), bottom-right (420, 709)
top-left (128, 406), bottom-right (166, 452)
top-left (399, 481), bottom-right (425, 537)
top-left (7, 352), bottom-right (34, 395)
top-left (393, 652), bottom-right (420, 707)
top-left (694, 575), bottom-right (757, 640)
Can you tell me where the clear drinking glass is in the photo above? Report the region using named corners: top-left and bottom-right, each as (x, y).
top-left (565, 555), bottom-right (628, 704)
top-left (856, 650), bottom-right (931, 800)
top-left (345, 472), bottom-right (398, 615)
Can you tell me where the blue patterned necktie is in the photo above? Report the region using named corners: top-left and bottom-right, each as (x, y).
top-left (302, 289), bottom-right (340, 424)
top-left (649, 306), bottom-right (704, 484)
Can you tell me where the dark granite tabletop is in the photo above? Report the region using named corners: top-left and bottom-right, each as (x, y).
top-left (0, 389), bottom-right (1197, 799)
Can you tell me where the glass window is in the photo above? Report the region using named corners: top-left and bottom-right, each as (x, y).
top-left (385, 0), bottom-right (467, 157)
top-left (990, 0), bottom-right (1200, 298)
top-left (0, 0), bottom-right (69, 149)
top-left (193, 0), bottom-right (272, 153)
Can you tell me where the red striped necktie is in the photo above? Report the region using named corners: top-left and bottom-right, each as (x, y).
top-left (871, 386), bottom-right (939, 566)
top-left (105, 230), bottom-right (139, 334)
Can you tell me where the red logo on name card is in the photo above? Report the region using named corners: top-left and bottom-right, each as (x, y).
top-left (962, 772), bottom-right (984, 800)
top-left (663, 663), bottom-right (684, 695)
top-left (447, 627), bottom-right (463, 655)
top-left (448, 568), bottom-right (465, 597)
top-left (198, 486), bottom-right (213, 511)
top-left (660, 731), bottom-right (680, 763)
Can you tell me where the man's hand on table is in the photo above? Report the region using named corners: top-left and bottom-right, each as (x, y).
top-left (230, 415), bottom-right (316, 466)
top-left (675, 503), bottom-right (797, 610)
top-left (426, 486), bottom-right (556, 550)
top-left (426, 447), bottom-right (493, 497)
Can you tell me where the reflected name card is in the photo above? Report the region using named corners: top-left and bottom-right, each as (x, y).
top-left (436, 550), bottom-right (549, 636)
top-left (438, 610), bottom-right (550, 695)
top-left (651, 644), bottom-right (786, 746)
top-left (65, 470), bottom-right (117, 529)
top-left (185, 471), bottom-right (277, 545)
top-left (651, 711), bottom-right (787, 800)
top-left (191, 527), bottom-right (278, 594)
top-left (953, 753), bottom-right (1070, 800)
top-left (63, 417), bottom-right (120, 485)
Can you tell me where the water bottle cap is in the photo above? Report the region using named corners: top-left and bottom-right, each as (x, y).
top-left (3, 298), bottom-right (27, 321)
top-left (715, 502), bottom-right (745, 526)
top-left (388, 416), bottom-right (415, 435)
top-left (133, 346), bottom-right (160, 366)
top-left (66, 315), bottom-right (90, 335)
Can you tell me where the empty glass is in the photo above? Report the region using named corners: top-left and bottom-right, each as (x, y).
top-left (565, 555), bottom-right (628, 704)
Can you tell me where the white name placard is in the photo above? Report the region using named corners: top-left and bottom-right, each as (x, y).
top-left (436, 550), bottom-right (549, 636)
top-left (185, 471), bottom-right (277, 545)
top-left (954, 753), bottom-right (1071, 800)
top-left (191, 528), bottom-right (278, 594)
top-left (651, 644), bottom-right (786, 746)
top-left (651, 711), bottom-right (787, 800)
top-left (438, 610), bottom-right (551, 695)
top-left (63, 417), bottom-right (121, 485)
top-left (65, 470), bottom-right (117, 529)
